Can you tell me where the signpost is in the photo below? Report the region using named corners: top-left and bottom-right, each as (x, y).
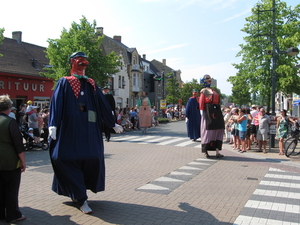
top-left (269, 115), bottom-right (278, 150)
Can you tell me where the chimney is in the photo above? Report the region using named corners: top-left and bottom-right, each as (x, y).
top-left (96, 27), bottom-right (103, 36)
top-left (113, 35), bottom-right (122, 43)
top-left (12, 31), bottom-right (22, 44)
top-left (162, 59), bottom-right (166, 66)
top-left (143, 54), bottom-right (146, 59)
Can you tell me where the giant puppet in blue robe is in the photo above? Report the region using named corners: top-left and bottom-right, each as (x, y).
top-left (48, 52), bottom-right (122, 213)
top-left (185, 89), bottom-right (201, 141)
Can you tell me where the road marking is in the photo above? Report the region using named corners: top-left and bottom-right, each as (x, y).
top-left (244, 200), bottom-right (300, 213)
top-left (188, 162), bottom-right (210, 166)
top-left (233, 167), bottom-right (300, 225)
top-left (136, 158), bottom-right (217, 195)
top-left (136, 184), bottom-right (169, 191)
top-left (157, 137), bottom-right (186, 145)
top-left (154, 177), bottom-right (184, 182)
top-left (112, 135), bottom-right (202, 148)
top-left (175, 140), bottom-right (196, 146)
top-left (179, 166), bottom-right (203, 170)
top-left (170, 171), bottom-right (192, 176)
top-left (265, 173), bottom-right (300, 180)
top-left (259, 180), bottom-right (300, 188)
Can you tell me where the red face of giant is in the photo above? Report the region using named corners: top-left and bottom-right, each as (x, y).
top-left (70, 56), bottom-right (89, 76)
top-left (192, 92), bottom-right (199, 97)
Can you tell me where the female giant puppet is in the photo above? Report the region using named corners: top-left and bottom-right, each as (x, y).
top-left (199, 74), bottom-right (224, 158)
top-left (137, 92), bottom-right (151, 134)
top-left (48, 52), bottom-right (122, 214)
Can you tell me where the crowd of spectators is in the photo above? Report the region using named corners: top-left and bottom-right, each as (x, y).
top-left (164, 105), bottom-right (186, 121)
top-left (116, 105), bottom-right (160, 132)
top-left (223, 104), bottom-right (297, 155)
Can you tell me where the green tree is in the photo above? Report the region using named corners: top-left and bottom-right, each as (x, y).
top-left (180, 79), bottom-right (226, 106)
top-left (180, 79), bottom-right (202, 105)
top-left (42, 16), bottom-right (121, 86)
top-left (165, 73), bottom-right (181, 105)
top-left (0, 28), bottom-right (4, 57)
top-left (228, 0), bottom-right (300, 112)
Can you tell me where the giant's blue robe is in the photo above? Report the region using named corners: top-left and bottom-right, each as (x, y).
top-left (185, 97), bottom-right (201, 140)
top-left (49, 77), bottom-right (115, 201)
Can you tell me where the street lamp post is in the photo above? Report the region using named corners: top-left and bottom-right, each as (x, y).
top-left (266, 0), bottom-right (300, 148)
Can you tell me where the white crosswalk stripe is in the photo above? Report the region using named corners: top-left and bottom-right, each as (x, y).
top-left (136, 158), bottom-right (218, 194)
top-left (111, 135), bottom-right (201, 148)
top-left (157, 137), bottom-right (187, 145)
top-left (233, 167), bottom-right (300, 225)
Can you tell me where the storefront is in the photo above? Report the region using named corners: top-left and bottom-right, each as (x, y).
top-left (0, 73), bottom-right (53, 110)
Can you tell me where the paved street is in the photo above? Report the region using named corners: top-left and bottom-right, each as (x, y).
top-left (2, 121), bottom-right (300, 225)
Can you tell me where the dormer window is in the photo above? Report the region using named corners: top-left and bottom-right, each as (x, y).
top-left (31, 58), bottom-right (39, 70)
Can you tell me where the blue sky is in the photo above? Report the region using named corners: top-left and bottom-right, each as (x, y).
top-left (1, 0), bottom-right (299, 95)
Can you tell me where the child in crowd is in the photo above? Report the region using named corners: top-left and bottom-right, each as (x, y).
top-left (28, 128), bottom-right (39, 142)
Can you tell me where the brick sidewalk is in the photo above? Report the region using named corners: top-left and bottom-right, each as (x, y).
top-left (1, 141), bottom-right (299, 225)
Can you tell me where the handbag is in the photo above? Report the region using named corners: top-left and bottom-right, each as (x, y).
top-left (205, 94), bottom-right (225, 130)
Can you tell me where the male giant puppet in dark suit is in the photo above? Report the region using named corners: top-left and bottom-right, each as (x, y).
top-left (102, 86), bottom-right (116, 142)
top-left (185, 89), bottom-right (201, 141)
top-left (48, 52), bottom-right (123, 214)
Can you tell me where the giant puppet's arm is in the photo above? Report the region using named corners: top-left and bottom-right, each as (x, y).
top-left (199, 93), bottom-right (205, 116)
top-left (185, 98), bottom-right (191, 122)
top-left (48, 78), bottom-right (66, 140)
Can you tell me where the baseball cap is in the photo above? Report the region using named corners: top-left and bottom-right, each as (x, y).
top-left (28, 128), bottom-right (33, 131)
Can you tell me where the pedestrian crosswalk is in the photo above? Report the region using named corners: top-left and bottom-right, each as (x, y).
top-left (233, 167), bottom-right (300, 225)
top-left (111, 134), bottom-right (201, 148)
top-left (136, 158), bottom-right (217, 195)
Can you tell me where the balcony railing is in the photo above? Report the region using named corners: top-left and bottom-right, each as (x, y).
top-left (132, 86), bottom-right (140, 92)
top-left (132, 64), bottom-right (140, 70)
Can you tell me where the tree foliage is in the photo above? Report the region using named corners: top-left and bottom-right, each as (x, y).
top-left (180, 79), bottom-right (226, 106)
top-left (165, 73), bottom-right (181, 105)
top-left (42, 16), bottom-right (121, 87)
top-left (0, 28), bottom-right (4, 57)
top-left (180, 79), bottom-right (202, 105)
top-left (228, 0), bottom-right (300, 110)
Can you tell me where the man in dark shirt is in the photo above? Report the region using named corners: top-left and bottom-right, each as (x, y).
top-left (0, 95), bottom-right (26, 223)
top-left (102, 86), bottom-right (116, 142)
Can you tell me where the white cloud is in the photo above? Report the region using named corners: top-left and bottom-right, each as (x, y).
top-left (145, 43), bottom-right (189, 54)
top-left (179, 0), bottom-right (239, 10)
top-left (214, 8), bottom-right (251, 24)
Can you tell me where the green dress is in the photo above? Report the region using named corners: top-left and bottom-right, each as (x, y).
top-left (276, 117), bottom-right (289, 139)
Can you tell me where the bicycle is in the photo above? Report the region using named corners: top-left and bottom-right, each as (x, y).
top-left (284, 123), bottom-right (300, 157)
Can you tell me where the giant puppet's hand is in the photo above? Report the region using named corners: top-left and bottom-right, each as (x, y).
top-left (49, 126), bottom-right (57, 140)
top-left (185, 117), bottom-right (188, 122)
top-left (113, 124), bottom-right (123, 133)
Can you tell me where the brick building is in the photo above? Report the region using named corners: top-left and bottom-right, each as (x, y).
top-left (0, 31), bottom-right (53, 110)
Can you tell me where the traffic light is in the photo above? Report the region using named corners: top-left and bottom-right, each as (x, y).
top-left (153, 75), bottom-right (162, 81)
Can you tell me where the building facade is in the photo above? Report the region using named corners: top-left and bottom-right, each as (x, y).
top-left (0, 31), bottom-right (53, 110)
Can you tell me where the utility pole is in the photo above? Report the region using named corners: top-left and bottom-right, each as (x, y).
top-left (270, 0), bottom-right (277, 148)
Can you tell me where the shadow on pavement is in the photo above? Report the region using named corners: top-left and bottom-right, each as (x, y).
top-left (71, 201), bottom-right (232, 225)
top-left (24, 150), bottom-right (51, 168)
top-left (0, 207), bottom-right (78, 225)
top-left (221, 155), bottom-right (289, 163)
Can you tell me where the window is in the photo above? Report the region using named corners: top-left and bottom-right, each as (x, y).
top-left (122, 76), bottom-right (125, 89)
top-left (118, 76), bottom-right (121, 88)
top-left (132, 73), bottom-right (140, 91)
